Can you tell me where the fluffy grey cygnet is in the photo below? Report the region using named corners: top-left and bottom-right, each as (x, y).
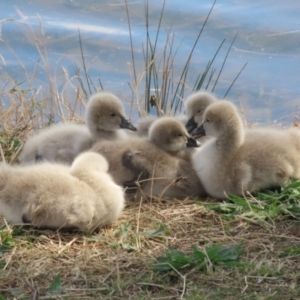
top-left (92, 118), bottom-right (205, 199)
top-left (185, 91), bottom-right (218, 133)
top-left (19, 92), bottom-right (136, 164)
top-left (148, 117), bottom-right (199, 161)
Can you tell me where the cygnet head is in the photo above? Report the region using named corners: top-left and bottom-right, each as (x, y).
top-left (192, 101), bottom-right (243, 141)
top-left (86, 92), bottom-right (136, 134)
top-left (149, 117), bottom-right (199, 153)
top-left (71, 152), bottom-right (109, 173)
top-left (185, 91), bottom-right (218, 133)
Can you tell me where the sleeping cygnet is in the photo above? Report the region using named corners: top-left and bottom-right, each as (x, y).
top-left (0, 152), bottom-right (125, 232)
top-left (91, 118), bottom-right (205, 199)
top-left (19, 124), bottom-right (93, 165)
top-left (192, 101), bottom-right (300, 199)
top-left (19, 91), bottom-right (136, 164)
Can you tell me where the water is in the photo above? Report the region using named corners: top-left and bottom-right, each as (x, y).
top-left (0, 0), bottom-right (299, 125)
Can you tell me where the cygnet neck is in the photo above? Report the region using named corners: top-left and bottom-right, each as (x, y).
top-left (216, 116), bottom-right (244, 155)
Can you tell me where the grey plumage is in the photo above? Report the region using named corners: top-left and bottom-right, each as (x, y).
top-left (19, 92), bottom-right (136, 164)
top-left (185, 91), bottom-right (218, 133)
top-left (19, 124), bottom-right (93, 164)
top-left (148, 117), bottom-right (199, 161)
top-left (92, 118), bottom-right (205, 198)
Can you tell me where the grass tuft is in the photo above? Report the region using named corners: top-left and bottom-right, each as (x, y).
top-left (153, 243), bottom-right (245, 272)
top-left (204, 180), bottom-right (300, 226)
top-left (48, 274), bottom-right (62, 294)
top-left (0, 229), bottom-right (15, 258)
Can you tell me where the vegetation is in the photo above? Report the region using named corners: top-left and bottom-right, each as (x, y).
top-left (0, 1), bottom-right (299, 300)
top-left (126, 0), bottom-right (247, 115)
top-left (204, 180), bottom-right (300, 226)
top-left (1, 194), bottom-right (300, 299)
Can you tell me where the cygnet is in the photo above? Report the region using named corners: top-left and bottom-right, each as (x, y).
top-left (19, 92), bottom-right (136, 164)
top-left (0, 152), bottom-right (125, 232)
top-left (92, 119), bottom-right (204, 198)
top-left (136, 91), bottom-right (217, 139)
top-left (185, 91), bottom-right (218, 133)
top-left (192, 101), bottom-right (300, 199)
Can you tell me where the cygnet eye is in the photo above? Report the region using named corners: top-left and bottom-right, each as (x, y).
top-left (206, 118), bottom-right (210, 123)
top-left (197, 110), bottom-right (202, 114)
top-left (111, 113), bottom-right (116, 117)
top-left (177, 133), bottom-right (183, 137)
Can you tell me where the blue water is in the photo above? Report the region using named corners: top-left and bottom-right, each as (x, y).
top-left (0, 0), bottom-right (299, 125)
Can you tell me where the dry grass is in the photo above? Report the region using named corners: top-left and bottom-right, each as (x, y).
top-left (1, 198), bottom-right (300, 299)
top-left (1, 95), bottom-right (299, 299)
top-left (1, 94), bottom-right (300, 299)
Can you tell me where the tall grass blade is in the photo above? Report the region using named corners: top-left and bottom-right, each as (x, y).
top-left (143, 0), bottom-right (166, 113)
top-left (212, 34), bottom-right (237, 93)
top-left (171, 0), bottom-right (216, 112)
top-left (193, 39), bottom-right (226, 91)
top-left (78, 28), bottom-right (92, 96)
top-left (74, 64), bottom-right (88, 97)
top-left (223, 62), bottom-right (248, 98)
top-left (125, 0), bottom-right (137, 86)
top-left (98, 79), bottom-right (104, 90)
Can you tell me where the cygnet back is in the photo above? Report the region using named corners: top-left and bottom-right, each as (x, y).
top-left (70, 152), bottom-right (125, 227)
top-left (70, 151), bottom-right (109, 174)
top-left (19, 124), bottom-right (93, 164)
top-left (136, 115), bottom-right (158, 137)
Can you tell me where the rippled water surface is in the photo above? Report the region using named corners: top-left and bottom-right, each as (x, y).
top-left (0, 0), bottom-right (299, 124)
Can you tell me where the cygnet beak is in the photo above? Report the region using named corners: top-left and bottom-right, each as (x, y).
top-left (191, 123), bottom-right (206, 139)
top-left (186, 117), bottom-right (197, 133)
top-left (186, 136), bottom-right (200, 148)
top-left (120, 117), bottom-right (137, 131)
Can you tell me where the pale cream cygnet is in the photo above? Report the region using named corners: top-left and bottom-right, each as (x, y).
top-left (0, 152), bottom-right (125, 232)
top-left (192, 101), bottom-right (300, 199)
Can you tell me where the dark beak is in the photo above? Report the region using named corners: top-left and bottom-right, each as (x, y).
top-left (120, 117), bottom-right (137, 131)
top-left (186, 117), bottom-right (197, 133)
top-left (186, 136), bottom-right (200, 148)
top-left (191, 123), bottom-right (206, 139)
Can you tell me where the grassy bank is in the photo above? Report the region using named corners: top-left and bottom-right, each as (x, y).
top-left (1, 194), bottom-right (300, 299)
top-left (1, 2), bottom-right (300, 300)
